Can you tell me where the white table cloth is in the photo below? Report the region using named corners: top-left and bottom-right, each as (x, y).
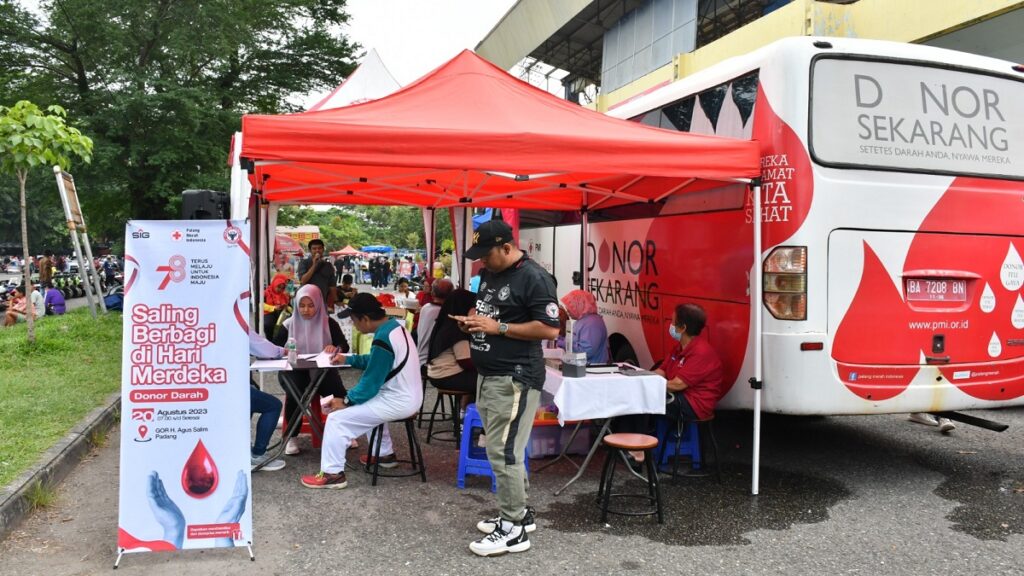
top-left (543, 366), bottom-right (666, 425)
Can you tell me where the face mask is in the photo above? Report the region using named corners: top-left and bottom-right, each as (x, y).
top-left (668, 324), bottom-right (682, 341)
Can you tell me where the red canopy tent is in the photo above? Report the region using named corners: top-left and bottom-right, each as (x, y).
top-left (330, 245), bottom-right (362, 257)
top-left (239, 50), bottom-right (768, 494)
top-left (240, 50), bottom-right (759, 211)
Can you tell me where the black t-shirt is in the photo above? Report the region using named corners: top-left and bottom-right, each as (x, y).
top-left (470, 254), bottom-right (559, 390)
top-left (296, 257), bottom-right (335, 304)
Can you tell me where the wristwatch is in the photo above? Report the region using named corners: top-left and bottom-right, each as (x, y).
top-left (498, 322), bottom-right (509, 336)
top-left (342, 396), bottom-right (352, 406)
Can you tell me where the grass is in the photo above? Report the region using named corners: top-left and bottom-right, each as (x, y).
top-left (0, 308), bottom-right (122, 487)
top-left (24, 480), bottom-right (58, 510)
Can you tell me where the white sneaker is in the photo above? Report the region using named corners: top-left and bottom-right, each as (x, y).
top-left (938, 418), bottom-right (956, 433)
top-left (477, 507), bottom-right (536, 534)
top-left (477, 433), bottom-right (487, 448)
top-left (251, 454), bottom-right (286, 471)
top-left (469, 522), bottom-right (530, 557)
top-left (909, 413), bottom-right (939, 426)
top-left (285, 438), bottom-right (301, 455)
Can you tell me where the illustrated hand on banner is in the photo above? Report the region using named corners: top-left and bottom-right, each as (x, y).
top-left (145, 470), bottom-right (249, 550)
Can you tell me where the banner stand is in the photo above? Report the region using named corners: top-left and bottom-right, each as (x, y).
top-left (53, 166), bottom-right (106, 316)
top-left (112, 541), bottom-right (253, 565)
top-left (116, 220), bottom-right (254, 566)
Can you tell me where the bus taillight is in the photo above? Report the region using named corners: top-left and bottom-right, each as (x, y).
top-left (764, 246), bottom-right (807, 320)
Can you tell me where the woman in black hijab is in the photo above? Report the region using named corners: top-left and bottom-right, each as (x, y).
top-left (426, 289), bottom-right (477, 404)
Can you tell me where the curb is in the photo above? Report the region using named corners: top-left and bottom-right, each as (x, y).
top-left (0, 391), bottom-right (121, 542)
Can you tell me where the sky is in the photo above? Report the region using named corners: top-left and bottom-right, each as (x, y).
top-left (302, 0), bottom-right (518, 105)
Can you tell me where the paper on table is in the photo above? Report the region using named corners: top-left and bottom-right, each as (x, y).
top-left (314, 351), bottom-right (349, 368)
top-left (298, 353), bottom-right (319, 360)
top-left (250, 359), bottom-right (290, 371)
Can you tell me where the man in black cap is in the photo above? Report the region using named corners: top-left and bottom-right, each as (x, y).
top-left (297, 239), bottom-right (335, 308)
top-left (454, 219), bottom-right (559, 557)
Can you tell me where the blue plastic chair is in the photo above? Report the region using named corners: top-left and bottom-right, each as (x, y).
top-left (457, 403), bottom-right (529, 492)
top-left (655, 417), bottom-right (701, 473)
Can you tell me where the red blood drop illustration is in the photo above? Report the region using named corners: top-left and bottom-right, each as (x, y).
top-left (181, 439), bottom-right (219, 498)
top-left (598, 239), bottom-right (610, 273)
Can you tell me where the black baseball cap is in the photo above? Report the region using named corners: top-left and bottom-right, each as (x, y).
top-left (336, 292), bottom-right (384, 319)
top-left (464, 220), bottom-right (514, 260)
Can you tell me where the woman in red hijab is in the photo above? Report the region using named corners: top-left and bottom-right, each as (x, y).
top-left (263, 273), bottom-right (291, 340)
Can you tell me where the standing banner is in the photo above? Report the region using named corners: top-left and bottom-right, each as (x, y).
top-left (117, 220), bottom-right (253, 565)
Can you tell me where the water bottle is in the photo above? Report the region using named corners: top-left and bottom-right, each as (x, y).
top-left (286, 337), bottom-right (297, 365)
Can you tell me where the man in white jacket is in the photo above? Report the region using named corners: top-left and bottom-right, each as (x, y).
top-left (301, 293), bottom-right (422, 489)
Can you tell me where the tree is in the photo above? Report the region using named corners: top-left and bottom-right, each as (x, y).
top-left (0, 100), bottom-right (93, 342)
top-left (0, 0), bottom-right (358, 240)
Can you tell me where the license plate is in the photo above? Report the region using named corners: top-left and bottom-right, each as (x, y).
top-left (905, 278), bottom-right (967, 302)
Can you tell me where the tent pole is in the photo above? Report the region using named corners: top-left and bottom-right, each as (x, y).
top-left (751, 180), bottom-right (763, 496)
top-left (460, 208), bottom-right (468, 288)
top-left (579, 200), bottom-right (589, 290)
top-left (428, 207), bottom-right (436, 283)
top-left (258, 199), bottom-right (268, 337)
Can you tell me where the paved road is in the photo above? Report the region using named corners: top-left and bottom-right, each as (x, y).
top-left (1, 386), bottom-right (1021, 576)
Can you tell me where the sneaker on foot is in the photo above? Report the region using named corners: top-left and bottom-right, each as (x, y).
top-left (285, 438), bottom-right (301, 455)
top-left (251, 454), bottom-right (286, 472)
top-left (909, 413), bottom-right (939, 426)
top-left (938, 418), bottom-right (956, 433)
top-left (477, 507), bottom-right (536, 534)
top-left (359, 453), bottom-right (398, 468)
top-left (469, 522), bottom-right (530, 557)
top-left (300, 471), bottom-right (347, 489)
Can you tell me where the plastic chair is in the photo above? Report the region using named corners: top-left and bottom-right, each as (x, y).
top-left (655, 417), bottom-right (701, 473)
top-left (281, 399), bottom-right (326, 449)
top-left (456, 403), bottom-right (529, 492)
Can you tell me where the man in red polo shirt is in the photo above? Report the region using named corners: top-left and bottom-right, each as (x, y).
top-left (658, 303), bottom-right (724, 422)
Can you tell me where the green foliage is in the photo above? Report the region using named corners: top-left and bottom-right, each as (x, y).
top-left (0, 308), bottom-right (122, 486)
top-left (0, 100), bottom-right (93, 176)
top-left (276, 205), bottom-right (456, 251)
top-left (0, 0), bottom-right (358, 240)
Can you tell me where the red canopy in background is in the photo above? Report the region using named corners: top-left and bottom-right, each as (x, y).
top-left (330, 245), bottom-right (362, 257)
top-left (241, 50), bottom-right (760, 211)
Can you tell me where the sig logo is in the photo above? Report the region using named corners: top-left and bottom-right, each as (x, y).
top-left (131, 228), bottom-right (151, 240)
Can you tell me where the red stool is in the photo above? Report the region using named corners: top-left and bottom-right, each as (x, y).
top-left (281, 399), bottom-right (328, 448)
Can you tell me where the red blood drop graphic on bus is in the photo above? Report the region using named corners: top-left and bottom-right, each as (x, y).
top-left (750, 89), bottom-right (813, 248)
top-left (181, 439), bottom-right (219, 498)
top-left (833, 177), bottom-right (1024, 401)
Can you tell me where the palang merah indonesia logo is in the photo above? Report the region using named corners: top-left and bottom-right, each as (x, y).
top-left (156, 255), bottom-right (187, 290)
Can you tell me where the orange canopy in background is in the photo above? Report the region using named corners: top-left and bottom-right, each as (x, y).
top-left (241, 50), bottom-right (760, 211)
top-left (330, 245), bottom-right (362, 257)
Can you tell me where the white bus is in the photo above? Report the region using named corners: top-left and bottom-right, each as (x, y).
top-left (520, 36), bottom-right (1024, 416)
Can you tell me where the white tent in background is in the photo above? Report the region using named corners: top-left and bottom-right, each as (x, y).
top-left (306, 48), bottom-right (402, 111)
top-left (230, 48), bottom-right (403, 218)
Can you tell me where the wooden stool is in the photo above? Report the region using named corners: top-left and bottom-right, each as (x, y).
top-left (426, 388), bottom-right (470, 444)
top-left (597, 433), bottom-right (663, 524)
top-left (364, 416), bottom-right (427, 486)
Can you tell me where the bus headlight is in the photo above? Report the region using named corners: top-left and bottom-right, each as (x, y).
top-left (763, 246), bottom-right (807, 320)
